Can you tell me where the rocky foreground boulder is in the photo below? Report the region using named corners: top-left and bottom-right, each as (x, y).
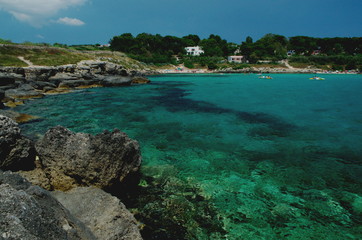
top-left (0, 115), bottom-right (35, 170)
top-left (35, 126), bottom-right (142, 191)
top-left (0, 113), bottom-right (144, 239)
top-left (0, 171), bottom-right (96, 240)
top-left (52, 187), bottom-right (142, 240)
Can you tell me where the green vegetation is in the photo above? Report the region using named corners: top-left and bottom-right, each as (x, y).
top-left (240, 34), bottom-right (288, 62)
top-left (289, 54), bottom-right (362, 71)
top-left (110, 33), bottom-right (362, 70)
top-left (1, 34), bottom-right (361, 70)
top-left (0, 38), bottom-right (14, 45)
top-left (27, 48), bottom-right (92, 66)
top-left (0, 46), bottom-right (92, 66)
top-left (110, 33), bottom-right (237, 65)
top-left (0, 54), bottom-right (27, 67)
top-left (53, 43), bottom-right (111, 51)
top-left (0, 44), bottom-right (148, 70)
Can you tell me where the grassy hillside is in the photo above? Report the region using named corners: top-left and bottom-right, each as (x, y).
top-left (0, 44), bottom-right (148, 70)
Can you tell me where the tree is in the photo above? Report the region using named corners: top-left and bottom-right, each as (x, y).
top-left (246, 36), bottom-right (253, 44)
top-left (199, 38), bottom-right (223, 56)
top-left (250, 34), bottom-right (288, 60)
top-left (289, 36), bottom-right (317, 55)
top-left (240, 36), bottom-right (254, 59)
top-left (162, 35), bottom-right (184, 55)
top-left (182, 34), bottom-right (201, 46)
top-left (227, 42), bottom-right (239, 55)
top-left (208, 34), bottom-right (228, 56)
top-left (109, 33), bottom-right (137, 52)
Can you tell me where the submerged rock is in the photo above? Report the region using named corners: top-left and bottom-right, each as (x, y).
top-left (35, 126), bottom-right (141, 191)
top-left (0, 171), bottom-right (96, 240)
top-left (0, 115), bottom-right (35, 170)
top-left (131, 76), bottom-right (151, 84)
top-left (58, 80), bottom-right (99, 89)
top-left (52, 187), bottom-right (142, 240)
top-left (0, 110), bottom-right (39, 123)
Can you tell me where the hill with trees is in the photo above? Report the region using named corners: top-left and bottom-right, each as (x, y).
top-left (109, 33), bottom-right (362, 71)
top-left (1, 34), bottom-right (361, 71)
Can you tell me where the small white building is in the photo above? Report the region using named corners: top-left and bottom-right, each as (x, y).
top-left (185, 46), bottom-right (204, 56)
top-left (287, 50), bottom-right (295, 56)
top-left (99, 44), bottom-right (111, 48)
top-left (228, 56), bottom-right (245, 63)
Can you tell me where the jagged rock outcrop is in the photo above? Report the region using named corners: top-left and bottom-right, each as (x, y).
top-left (35, 126), bottom-right (142, 191)
top-left (0, 170), bottom-right (96, 240)
top-left (0, 115), bottom-right (35, 171)
top-left (29, 81), bottom-right (57, 90)
top-left (0, 61), bottom-right (152, 108)
top-left (98, 75), bottom-right (132, 87)
top-left (52, 187), bottom-right (142, 240)
top-left (5, 83), bottom-right (44, 99)
top-left (23, 67), bottom-right (58, 81)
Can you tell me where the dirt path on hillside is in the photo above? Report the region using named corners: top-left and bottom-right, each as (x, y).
top-left (282, 59), bottom-right (295, 69)
top-left (17, 56), bottom-right (34, 66)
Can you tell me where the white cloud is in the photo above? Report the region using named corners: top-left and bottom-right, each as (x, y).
top-left (0, 0), bottom-right (87, 26)
top-left (56, 17), bottom-right (84, 26)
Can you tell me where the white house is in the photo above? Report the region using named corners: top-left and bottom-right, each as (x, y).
top-left (227, 55), bottom-right (246, 63)
top-left (185, 46), bottom-right (204, 56)
top-left (287, 50), bottom-right (295, 56)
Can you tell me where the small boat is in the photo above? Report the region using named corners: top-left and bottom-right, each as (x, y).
top-left (309, 76), bottom-right (325, 80)
top-left (259, 75), bottom-right (273, 79)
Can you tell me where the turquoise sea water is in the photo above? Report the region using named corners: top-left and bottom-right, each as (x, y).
top-left (17, 74), bottom-right (362, 239)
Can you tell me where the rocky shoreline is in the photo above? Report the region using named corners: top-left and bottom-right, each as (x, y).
top-left (0, 60), bottom-right (154, 112)
top-left (0, 115), bottom-right (143, 239)
top-left (0, 60), bottom-right (155, 239)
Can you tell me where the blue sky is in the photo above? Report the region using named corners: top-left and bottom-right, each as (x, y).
top-left (0, 0), bottom-right (361, 45)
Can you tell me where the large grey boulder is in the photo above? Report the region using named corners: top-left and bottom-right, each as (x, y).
top-left (48, 72), bottom-right (81, 86)
top-left (99, 75), bottom-right (132, 87)
top-left (0, 171), bottom-right (96, 240)
top-left (35, 126), bottom-right (141, 191)
top-left (52, 187), bottom-right (142, 240)
top-left (103, 62), bottom-right (128, 76)
top-left (0, 115), bottom-right (35, 170)
top-left (23, 67), bottom-right (57, 81)
top-left (29, 81), bottom-right (57, 90)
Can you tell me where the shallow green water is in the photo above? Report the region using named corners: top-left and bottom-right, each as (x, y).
top-left (17, 74), bottom-right (362, 239)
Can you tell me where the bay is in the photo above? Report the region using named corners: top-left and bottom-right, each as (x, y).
top-left (16, 73), bottom-right (362, 239)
